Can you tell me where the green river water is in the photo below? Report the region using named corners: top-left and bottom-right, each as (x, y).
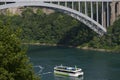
top-left (27, 45), bottom-right (120, 80)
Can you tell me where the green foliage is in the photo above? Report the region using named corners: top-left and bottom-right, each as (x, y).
top-left (0, 21), bottom-right (39, 80)
top-left (22, 7), bottom-right (35, 19)
top-left (0, 7), bottom-right (120, 52)
top-left (87, 18), bottom-right (120, 51)
top-left (36, 8), bottom-right (45, 16)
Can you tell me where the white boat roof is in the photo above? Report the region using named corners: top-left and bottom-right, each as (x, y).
top-left (54, 65), bottom-right (82, 72)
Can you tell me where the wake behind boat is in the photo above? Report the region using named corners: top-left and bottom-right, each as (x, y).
top-left (54, 65), bottom-right (84, 77)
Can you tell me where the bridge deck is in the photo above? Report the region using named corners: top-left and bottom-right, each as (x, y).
top-left (0, 0), bottom-right (119, 2)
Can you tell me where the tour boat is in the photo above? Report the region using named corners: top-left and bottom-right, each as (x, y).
top-left (54, 65), bottom-right (84, 77)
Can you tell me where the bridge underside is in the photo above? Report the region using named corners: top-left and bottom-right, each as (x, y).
top-left (0, 1), bottom-right (107, 35)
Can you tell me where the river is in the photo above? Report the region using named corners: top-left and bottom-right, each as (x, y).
top-left (27, 45), bottom-right (120, 80)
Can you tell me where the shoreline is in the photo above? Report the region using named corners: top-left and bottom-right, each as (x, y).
top-left (22, 43), bottom-right (114, 53)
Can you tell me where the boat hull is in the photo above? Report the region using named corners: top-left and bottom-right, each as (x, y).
top-left (54, 70), bottom-right (83, 77)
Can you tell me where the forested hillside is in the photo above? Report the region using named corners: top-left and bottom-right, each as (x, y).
top-left (0, 7), bottom-right (120, 52)
top-left (0, 19), bottom-right (40, 80)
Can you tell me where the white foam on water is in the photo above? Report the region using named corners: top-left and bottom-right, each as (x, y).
top-left (34, 65), bottom-right (44, 73)
top-left (34, 65), bottom-right (52, 76)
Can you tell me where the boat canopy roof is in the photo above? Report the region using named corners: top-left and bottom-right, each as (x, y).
top-left (54, 65), bottom-right (82, 72)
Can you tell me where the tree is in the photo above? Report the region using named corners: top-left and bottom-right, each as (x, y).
top-left (36, 8), bottom-right (44, 16)
top-left (0, 20), bottom-right (40, 80)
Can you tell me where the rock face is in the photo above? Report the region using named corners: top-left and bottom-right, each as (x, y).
top-left (0, 7), bottom-right (55, 15)
top-left (8, 7), bottom-right (23, 15)
top-left (116, 2), bottom-right (120, 19)
top-left (42, 8), bottom-right (55, 15)
top-left (110, 2), bottom-right (120, 25)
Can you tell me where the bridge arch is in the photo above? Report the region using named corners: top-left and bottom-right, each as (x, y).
top-left (0, 2), bottom-right (106, 35)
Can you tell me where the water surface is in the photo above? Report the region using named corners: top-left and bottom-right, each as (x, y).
top-left (27, 45), bottom-right (120, 80)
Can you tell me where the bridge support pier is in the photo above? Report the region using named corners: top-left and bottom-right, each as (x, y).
top-left (91, 2), bottom-right (93, 19)
top-left (78, 2), bottom-right (81, 12)
top-left (107, 2), bottom-right (110, 27)
top-left (85, 1), bottom-right (88, 15)
top-left (96, 2), bottom-right (99, 23)
top-left (102, 2), bottom-right (107, 28)
top-left (72, 1), bottom-right (74, 9)
top-left (103, 9), bottom-right (106, 28)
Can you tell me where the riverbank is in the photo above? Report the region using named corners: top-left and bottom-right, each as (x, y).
top-left (22, 43), bottom-right (115, 53)
top-left (77, 46), bottom-right (112, 52)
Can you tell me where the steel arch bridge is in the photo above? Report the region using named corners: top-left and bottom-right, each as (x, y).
top-left (0, 0), bottom-right (120, 35)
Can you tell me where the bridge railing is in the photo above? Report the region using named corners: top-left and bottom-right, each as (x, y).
top-left (0, 0), bottom-right (118, 2)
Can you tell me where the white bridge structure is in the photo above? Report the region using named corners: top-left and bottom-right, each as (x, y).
top-left (0, 0), bottom-right (120, 35)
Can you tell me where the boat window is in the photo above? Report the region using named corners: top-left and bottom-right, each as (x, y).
top-left (55, 70), bottom-right (76, 74)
